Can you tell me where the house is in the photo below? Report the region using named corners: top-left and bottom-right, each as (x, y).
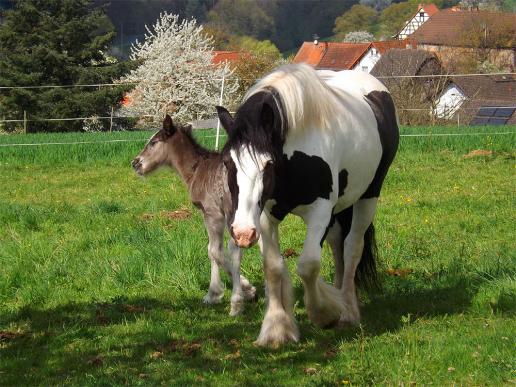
top-left (403, 7), bottom-right (516, 70)
top-left (434, 75), bottom-right (516, 124)
top-left (211, 51), bottom-right (241, 66)
top-left (397, 3), bottom-right (440, 40)
top-left (293, 40), bottom-right (415, 73)
top-left (370, 49), bottom-right (444, 124)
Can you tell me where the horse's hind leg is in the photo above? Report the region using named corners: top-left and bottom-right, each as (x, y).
top-left (339, 198), bottom-right (378, 327)
top-left (297, 200), bottom-right (345, 328)
top-left (325, 220), bottom-right (344, 289)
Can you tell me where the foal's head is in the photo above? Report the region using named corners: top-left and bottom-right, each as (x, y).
top-left (131, 114), bottom-right (192, 176)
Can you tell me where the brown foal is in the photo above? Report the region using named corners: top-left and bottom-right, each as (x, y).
top-left (132, 115), bottom-right (256, 315)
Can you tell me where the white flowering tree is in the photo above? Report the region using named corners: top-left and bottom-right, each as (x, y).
top-left (118, 13), bottom-right (237, 127)
top-left (343, 31), bottom-right (375, 43)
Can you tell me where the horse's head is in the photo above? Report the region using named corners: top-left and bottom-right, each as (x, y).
top-left (132, 114), bottom-right (192, 176)
top-left (217, 91), bottom-right (284, 248)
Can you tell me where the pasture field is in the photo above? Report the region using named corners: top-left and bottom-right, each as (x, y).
top-left (0, 126), bottom-right (515, 385)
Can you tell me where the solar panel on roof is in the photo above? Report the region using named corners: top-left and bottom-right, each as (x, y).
top-left (494, 107), bottom-right (515, 118)
top-left (488, 117), bottom-right (509, 125)
top-left (477, 107), bottom-right (497, 116)
top-left (470, 117), bottom-right (490, 125)
top-left (470, 106), bottom-right (515, 126)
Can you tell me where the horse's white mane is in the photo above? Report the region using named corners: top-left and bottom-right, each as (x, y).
top-left (244, 63), bottom-right (343, 132)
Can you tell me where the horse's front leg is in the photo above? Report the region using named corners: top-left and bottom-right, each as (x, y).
top-left (226, 238), bottom-right (256, 316)
top-left (297, 200), bottom-right (345, 328)
top-left (255, 212), bottom-right (299, 347)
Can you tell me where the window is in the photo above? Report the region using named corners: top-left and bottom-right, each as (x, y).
top-left (362, 66), bottom-right (368, 72)
top-left (470, 106), bottom-right (516, 125)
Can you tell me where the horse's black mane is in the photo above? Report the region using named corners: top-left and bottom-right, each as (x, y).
top-left (223, 89), bottom-right (286, 164)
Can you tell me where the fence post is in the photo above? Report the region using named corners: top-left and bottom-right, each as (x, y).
top-left (215, 73), bottom-right (225, 150)
top-left (110, 107), bottom-right (114, 132)
top-left (23, 110), bottom-right (27, 133)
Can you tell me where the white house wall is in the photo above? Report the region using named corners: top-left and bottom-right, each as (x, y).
top-left (353, 48), bottom-right (380, 73)
top-left (398, 8), bottom-right (432, 40)
top-left (434, 83), bottom-right (467, 119)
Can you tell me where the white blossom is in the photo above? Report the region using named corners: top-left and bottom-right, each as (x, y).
top-left (343, 31), bottom-right (375, 43)
top-left (117, 13), bottom-right (238, 127)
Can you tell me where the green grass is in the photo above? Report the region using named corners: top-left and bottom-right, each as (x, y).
top-left (0, 126), bottom-right (515, 385)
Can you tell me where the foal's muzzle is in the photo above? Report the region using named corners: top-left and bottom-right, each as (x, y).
top-left (132, 157), bottom-right (143, 175)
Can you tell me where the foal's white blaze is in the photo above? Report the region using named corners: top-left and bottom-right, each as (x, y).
top-left (230, 148), bottom-right (270, 248)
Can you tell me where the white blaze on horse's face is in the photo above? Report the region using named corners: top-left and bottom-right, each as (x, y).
top-left (230, 147), bottom-right (271, 248)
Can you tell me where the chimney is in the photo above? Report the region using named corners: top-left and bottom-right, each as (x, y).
top-left (313, 34), bottom-right (319, 46)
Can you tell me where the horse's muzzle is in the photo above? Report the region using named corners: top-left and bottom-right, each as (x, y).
top-left (231, 225), bottom-right (258, 248)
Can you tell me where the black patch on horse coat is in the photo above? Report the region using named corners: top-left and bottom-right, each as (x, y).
top-left (338, 169), bottom-right (348, 197)
top-left (269, 151), bottom-right (333, 221)
top-left (361, 90), bottom-right (399, 199)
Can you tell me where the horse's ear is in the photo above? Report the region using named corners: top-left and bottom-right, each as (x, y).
top-left (163, 114), bottom-right (176, 136)
top-left (261, 102), bottom-right (275, 132)
top-left (216, 106), bottom-right (234, 136)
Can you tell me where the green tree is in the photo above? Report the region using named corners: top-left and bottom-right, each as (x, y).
top-left (207, 0), bottom-right (275, 40)
top-left (378, 1), bottom-right (417, 39)
top-left (333, 4), bottom-right (378, 41)
top-left (0, 0), bottom-right (132, 132)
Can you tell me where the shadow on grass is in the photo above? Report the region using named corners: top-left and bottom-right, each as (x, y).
top-left (0, 275), bottom-right (500, 384)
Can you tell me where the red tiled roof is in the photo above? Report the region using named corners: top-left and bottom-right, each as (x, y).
top-left (411, 9), bottom-right (516, 47)
top-left (372, 39), bottom-right (416, 54)
top-left (419, 3), bottom-right (439, 17)
top-left (293, 40), bottom-right (416, 71)
top-left (212, 51), bottom-right (241, 65)
top-left (293, 42), bottom-right (327, 66)
top-left (317, 42), bottom-right (370, 70)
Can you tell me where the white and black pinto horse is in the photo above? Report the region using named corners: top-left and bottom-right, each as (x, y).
top-left (216, 64), bottom-right (399, 347)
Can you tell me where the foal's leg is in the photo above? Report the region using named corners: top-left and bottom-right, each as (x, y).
top-left (226, 239), bottom-right (256, 316)
top-left (202, 214), bottom-right (226, 305)
top-left (297, 200), bottom-right (345, 328)
top-left (339, 197), bottom-right (378, 327)
top-left (325, 220), bottom-right (344, 289)
top-left (255, 212), bottom-right (298, 347)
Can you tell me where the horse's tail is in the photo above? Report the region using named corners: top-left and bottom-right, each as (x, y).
top-left (335, 208), bottom-right (379, 291)
top-left (356, 222), bottom-right (379, 291)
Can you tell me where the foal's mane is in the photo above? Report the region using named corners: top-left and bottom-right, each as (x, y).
top-left (245, 63), bottom-right (343, 132)
top-left (177, 126), bottom-right (219, 160)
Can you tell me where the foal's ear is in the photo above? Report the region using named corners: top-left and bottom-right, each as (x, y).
top-left (216, 106), bottom-right (235, 136)
top-left (163, 114), bottom-right (176, 136)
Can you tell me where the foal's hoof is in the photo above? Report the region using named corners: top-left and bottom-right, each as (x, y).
top-left (203, 292), bottom-right (223, 304)
top-left (243, 286), bottom-right (258, 302)
top-left (337, 315), bottom-right (360, 329)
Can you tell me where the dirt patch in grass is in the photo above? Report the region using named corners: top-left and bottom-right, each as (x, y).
top-left (141, 208), bottom-right (192, 221)
top-left (463, 149), bottom-right (493, 158)
top-left (0, 330), bottom-right (24, 341)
